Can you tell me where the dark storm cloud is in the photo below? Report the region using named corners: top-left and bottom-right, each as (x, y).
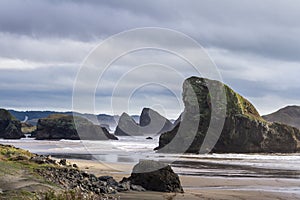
top-left (0, 0), bottom-right (159, 40)
top-left (1, 0), bottom-right (300, 61)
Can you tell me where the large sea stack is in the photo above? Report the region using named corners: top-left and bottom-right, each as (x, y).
top-left (35, 114), bottom-right (118, 140)
top-left (155, 77), bottom-right (300, 153)
top-left (0, 109), bottom-right (24, 139)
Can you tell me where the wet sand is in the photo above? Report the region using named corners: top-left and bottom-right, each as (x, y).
top-left (70, 159), bottom-right (300, 200)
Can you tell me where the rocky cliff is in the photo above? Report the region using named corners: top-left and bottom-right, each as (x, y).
top-left (35, 114), bottom-right (118, 140)
top-left (155, 77), bottom-right (300, 153)
top-left (0, 109), bottom-right (24, 139)
top-left (263, 106), bottom-right (300, 129)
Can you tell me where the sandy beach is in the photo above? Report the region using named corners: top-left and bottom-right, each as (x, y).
top-left (69, 159), bottom-right (300, 200)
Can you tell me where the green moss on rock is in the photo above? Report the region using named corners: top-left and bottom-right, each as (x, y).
top-left (35, 114), bottom-right (118, 140)
top-left (0, 109), bottom-right (17, 120)
top-left (155, 77), bottom-right (300, 153)
top-left (0, 144), bottom-right (35, 161)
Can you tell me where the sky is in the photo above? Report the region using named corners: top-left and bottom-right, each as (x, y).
top-left (0, 0), bottom-right (299, 119)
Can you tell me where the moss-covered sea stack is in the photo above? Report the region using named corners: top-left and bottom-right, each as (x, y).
top-left (155, 77), bottom-right (300, 153)
top-left (0, 109), bottom-right (24, 139)
top-left (35, 114), bottom-right (118, 140)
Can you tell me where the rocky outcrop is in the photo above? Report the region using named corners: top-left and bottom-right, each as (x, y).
top-left (36, 167), bottom-right (125, 194)
top-left (121, 160), bottom-right (183, 193)
top-left (114, 113), bottom-right (140, 136)
top-left (0, 144), bottom-right (142, 195)
top-left (34, 156), bottom-right (143, 193)
top-left (139, 108), bottom-right (173, 135)
top-left (114, 109), bottom-right (173, 136)
top-left (263, 106), bottom-right (300, 129)
top-left (0, 109), bottom-right (24, 139)
top-left (35, 114), bottom-right (118, 140)
top-left (155, 77), bottom-right (300, 153)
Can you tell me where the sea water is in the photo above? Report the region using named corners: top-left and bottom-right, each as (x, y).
top-left (1, 137), bottom-right (300, 178)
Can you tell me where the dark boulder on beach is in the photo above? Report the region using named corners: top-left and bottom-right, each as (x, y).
top-left (114, 112), bottom-right (140, 136)
top-left (0, 109), bottom-right (24, 139)
top-left (139, 108), bottom-right (173, 135)
top-left (35, 114), bottom-right (118, 140)
top-left (121, 160), bottom-right (183, 193)
top-left (155, 76), bottom-right (300, 153)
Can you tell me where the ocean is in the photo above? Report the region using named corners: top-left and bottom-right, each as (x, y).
top-left (1, 136), bottom-right (300, 179)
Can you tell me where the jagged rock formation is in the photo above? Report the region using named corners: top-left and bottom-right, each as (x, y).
top-left (35, 114), bottom-right (118, 140)
top-left (114, 113), bottom-right (140, 136)
top-left (155, 77), bottom-right (300, 153)
top-left (114, 109), bottom-right (174, 136)
top-left (121, 160), bottom-right (183, 193)
top-left (139, 108), bottom-right (173, 135)
top-left (263, 106), bottom-right (300, 129)
top-left (0, 109), bottom-right (24, 139)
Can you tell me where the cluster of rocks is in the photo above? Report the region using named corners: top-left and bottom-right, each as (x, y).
top-left (9, 153), bottom-right (78, 169)
top-left (0, 109), bottom-right (24, 139)
top-left (34, 114), bottom-right (118, 140)
top-left (114, 108), bottom-right (174, 136)
top-left (35, 160), bottom-right (182, 195)
top-left (36, 167), bottom-right (125, 194)
top-left (29, 155), bottom-right (77, 167)
top-left (155, 77), bottom-right (300, 153)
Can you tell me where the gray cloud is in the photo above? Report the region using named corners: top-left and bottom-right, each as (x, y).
top-left (0, 64), bottom-right (77, 111)
top-left (0, 0), bottom-right (299, 115)
top-left (1, 0), bottom-right (300, 61)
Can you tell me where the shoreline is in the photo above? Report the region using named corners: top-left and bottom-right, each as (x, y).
top-left (68, 158), bottom-right (300, 200)
top-left (1, 140), bottom-right (300, 199)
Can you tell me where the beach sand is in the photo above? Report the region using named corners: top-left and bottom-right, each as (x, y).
top-left (70, 159), bottom-right (300, 200)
